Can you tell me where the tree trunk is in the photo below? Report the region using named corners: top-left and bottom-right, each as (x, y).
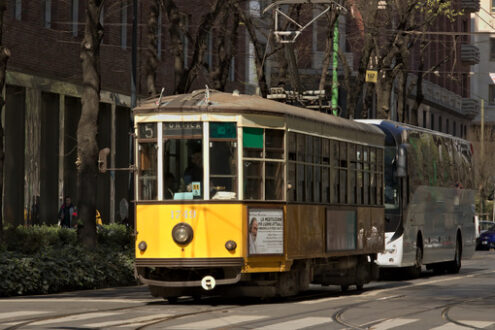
top-left (77, 0), bottom-right (104, 249)
top-left (0, 0), bottom-right (9, 241)
top-left (376, 73), bottom-right (393, 119)
top-left (145, 0), bottom-right (160, 96)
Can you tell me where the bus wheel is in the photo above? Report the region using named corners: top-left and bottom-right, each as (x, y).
top-left (408, 245), bottom-right (423, 278)
top-left (447, 238), bottom-right (461, 274)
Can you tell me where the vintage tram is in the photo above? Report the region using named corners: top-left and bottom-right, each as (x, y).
top-left (133, 90), bottom-right (385, 300)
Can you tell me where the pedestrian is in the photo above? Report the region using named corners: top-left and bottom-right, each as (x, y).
top-left (58, 196), bottom-right (77, 228)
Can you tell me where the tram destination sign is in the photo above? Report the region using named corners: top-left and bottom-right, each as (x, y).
top-left (248, 208), bottom-right (284, 255)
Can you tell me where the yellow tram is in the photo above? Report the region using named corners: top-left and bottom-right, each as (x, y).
top-left (133, 90), bottom-right (385, 300)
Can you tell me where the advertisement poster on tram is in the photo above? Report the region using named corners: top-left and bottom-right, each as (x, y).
top-left (248, 208), bottom-right (284, 255)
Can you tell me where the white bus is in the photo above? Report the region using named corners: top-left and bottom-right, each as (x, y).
top-left (359, 120), bottom-right (475, 276)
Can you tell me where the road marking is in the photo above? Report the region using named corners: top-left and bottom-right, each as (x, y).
top-left (257, 317), bottom-right (333, 329)
top-left (85, 314), bottom-right (172, 328)
top-left (297, 296), bottom-right (346, 305)
top-left (365, 270), bottom-right (495, 297)
top-left (0, 311), bottom-right (48, 321)
top-left (166, 315), bottom-right (266, 329)
top-left (430, 321), bottom-right (494, 330)
top-left (370, 318), bottom-right (417, 330)
top-left (30, 311), bottom-right (120, 326)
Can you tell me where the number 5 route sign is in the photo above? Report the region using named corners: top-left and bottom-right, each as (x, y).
top-left (366, 70), bottom-right (378, 83)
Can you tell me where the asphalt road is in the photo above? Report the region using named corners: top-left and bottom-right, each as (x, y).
top-left (1, 251), bottom-right (494, 329)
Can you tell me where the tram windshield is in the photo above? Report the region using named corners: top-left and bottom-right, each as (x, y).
top-left (384, 146), bottom-right (399, 210)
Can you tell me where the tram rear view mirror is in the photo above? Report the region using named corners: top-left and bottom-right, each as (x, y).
top-left (396, 144), bottom-right (407, 177)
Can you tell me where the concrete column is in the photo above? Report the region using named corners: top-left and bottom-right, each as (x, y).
top-left (58, 95), bottom-right (65, 206)
top-left (24, 88), bottom-right (41, 225)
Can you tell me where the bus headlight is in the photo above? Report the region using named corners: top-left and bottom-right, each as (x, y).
top-left (172, 223), bottom-right (193, 245)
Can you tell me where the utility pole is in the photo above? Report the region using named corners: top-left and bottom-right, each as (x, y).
top-left (481, 98), bottom-right (485, 217)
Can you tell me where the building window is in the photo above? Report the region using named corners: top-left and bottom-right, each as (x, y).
top-left (422, 110), bottom-right (426, 128)
top-left (453, 121), bottom-right (457, 136)
top-left (43, 0), bottom-right (51, 28)
top-left (431, 113), bottom-right (435, 130)
top-left (13, 0), bottom-right (21, 20)
top-left (446, 119), bottom-right (449, 134)
top-left (489, 85), bottom-right (495, 105)
top-left (491, 38), bottom-right (495, 61)
top-left (464, 125), bottom-right (467, 138)
top-left (229, 56), bottom-right (235, 82)
top-left (121, 1), bottom-right (127, 49)
top-left (157, 9), bottom-right (162, 59)
top-left (72, 0), bottom-right (79, 37)
top-left (439, 116), bottom-right (442, 132)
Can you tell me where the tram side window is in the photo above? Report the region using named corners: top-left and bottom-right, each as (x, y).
top-left (243, 127), bottom-right (285, 200)
top-left (370, 148), bottom-right (376, 205)
top-left (330, 140), bottom-right (339, 204)
top-left (288, 133), bottom-right (297, 202)
top-left (137, 123), bottom-right (158, 200)
top-left (377, 148), bottom-right (383, 205)
top-left (210, 122), bottom-right (237, 200)
top-left (339, 141), bottom-right (348, 204)
top-left (363, 147), bottom-right (370, 205)
top-left (321, 139), bottom-right (330, 203)
top-left (349, 144), bottom-right (356, 205)
top-left (296, 134), bottom-right (305, 201)
top-left (305, 135), bottom-right (313, 202)
top-left (163, 122), bottom-right (203, 200)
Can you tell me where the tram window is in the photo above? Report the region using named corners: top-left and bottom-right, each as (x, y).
top-left (210, 141), bottom-right (237, 200)
top-left (297, 163), bottom-right (304, 201)
top-left (356, 145), bottom-right (363, 205)
top-left (288, 162), bottom-right (296, 201)
top-left (313, 137), bottom-right (321, 164)
top-left (377, 173), bottom-right (383, 205)
top-left (314, 165), bottom-right (321, 202)
top-left (322, 166), bottom-right (329, 203)
top-left (138, 142), bottom-right (158, 200)
top-left (339, 142), bottom-right (347, 168)
top-left (330, 168), bottom-right (338, 204)
top-left (322, 139), bottom-right (330, 165)
top-left (244, 161), bottom-right (262, 199)
top-left (266, 129), bottom-right (284, 159)
top-left (266, 162), bottom-right (284, 200)
top-left (305, 135), bottom-right (313, 163)
top-left (297, 133), bottom-right (305, 161)
top-left (339, 169), bottom-right (347, 203)
top-left (243, 127), bottom-right (263, 158)
top-left (305, 165), bottom-right (313, 202)
top-left (349, 144), bottom-right (356, 204)
top-left (288, 132), bottom-right (297, 161)
top-left (370, 148), bottom-right (376, 205)
top-left (164, 138), bottom-right (203, 200)
top-left (363, 147), bottom-right (370, 205)
top-left (330, 140), bottom-right (339, 167)
top-left (161, 122), bottom-right (203, 200)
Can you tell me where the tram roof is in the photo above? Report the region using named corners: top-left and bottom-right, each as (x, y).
top-left (134, 90), bottom-right (384, 138)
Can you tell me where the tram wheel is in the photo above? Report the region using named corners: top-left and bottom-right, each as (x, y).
top-left (356, 284), bottom-right (364, 291)
top-left (340, 284), bottom-right (349, 292)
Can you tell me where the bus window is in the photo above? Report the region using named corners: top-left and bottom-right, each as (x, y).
top-left (210, 122), bottom-right (237, 200)
top-left (137, 123), bottom-right (157, 200)
top-left (384, 147), bottom-right (399, 210)
top-left (163, 122), bottom-right (203, 200)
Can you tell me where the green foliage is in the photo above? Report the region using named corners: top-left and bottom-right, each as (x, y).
top-left (415, 0), bottom-right (463, 22)
top-left (0, 224), bottom-right (136, 297)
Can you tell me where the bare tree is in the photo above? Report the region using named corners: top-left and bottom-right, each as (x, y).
top-left (77, 0), bottom-right (104, 248)
top-left (0, 0), bottom-right (9, 241)
top-left (144, 0), bottom-right (162, 96)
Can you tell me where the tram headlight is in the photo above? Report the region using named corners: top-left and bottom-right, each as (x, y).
top-left (172, 223), bottom-right (193, 245)
top-left (225, 240), bottom-right (237, 251)
top-left (138, 241), bottom-right (147, 252)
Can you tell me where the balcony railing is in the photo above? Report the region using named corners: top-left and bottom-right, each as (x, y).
top-left (461, 44), bottom-right (480, 65)
top-left (462, 98), bottom-right (480, 118)
top-left (461, 0), bottom-right (480, 12)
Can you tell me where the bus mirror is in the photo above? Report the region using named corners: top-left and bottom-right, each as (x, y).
top-left (396, 144), bottom-right (407, 177)
top-left (98, 148), bottom-right (110, 173)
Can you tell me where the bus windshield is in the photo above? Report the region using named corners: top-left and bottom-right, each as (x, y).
top-left (384, 146), bottom-right (399, 210)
